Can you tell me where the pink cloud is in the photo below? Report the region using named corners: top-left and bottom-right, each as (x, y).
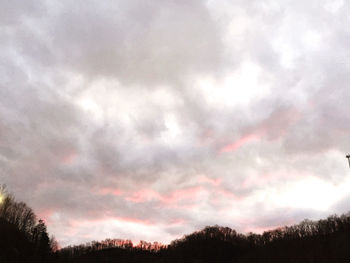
top-left (169, 218), bottom-right (186, 226)
top-left (199, 176), bottom-right (222, 186)
top-left (114, 216), bottom-right (153, 226)
top-left (217, 188), bottom-right (243, 200)
top-left (219, 107), bottom-right (301, 154)
top-left (62, 152), bottom-right (77, 164)
top-left (37, 209), bottom-right (55, 223)
top-left (254, 107), bottom-right (301, 140)
top-left (125, 189), bottom-right (160, 203)
top-left (220, 133), bottom-right (259, 153)
top-left (98, 187), bottom-right (123, 196)
top-left (161, 186), bottom-right (203, 204)
top-left (125, 186), bottom-right (203, 206)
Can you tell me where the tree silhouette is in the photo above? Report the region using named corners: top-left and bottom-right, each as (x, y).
top-left (0, 185), bottom-right (53, 263)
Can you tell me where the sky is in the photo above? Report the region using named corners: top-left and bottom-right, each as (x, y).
top-left (1, 0), bottom-right (350, 247)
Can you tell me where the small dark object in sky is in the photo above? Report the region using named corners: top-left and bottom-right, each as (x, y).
top-left (346, 155), bottom-right (350, 167)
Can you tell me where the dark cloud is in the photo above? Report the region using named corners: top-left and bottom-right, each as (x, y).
top-left (43, 0), bottom-right (223, 86)
top-left (0, 0), bottom-right (45, 26)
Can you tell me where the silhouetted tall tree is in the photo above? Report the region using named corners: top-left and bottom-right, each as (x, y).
top-left (0, 185), bottom-right (54, 263)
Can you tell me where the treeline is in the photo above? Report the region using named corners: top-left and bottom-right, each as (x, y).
top-left (57, 238), bottom-right (166, 260)
top-left (0, 185), bottom-right (55, 263)
top-left (165, 214), bottom-right (350, 263)
top-left (55, 214), bottom-right (350, 263)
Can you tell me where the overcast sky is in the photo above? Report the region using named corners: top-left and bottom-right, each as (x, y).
top-left (1, 0), bottom-right (350, 247)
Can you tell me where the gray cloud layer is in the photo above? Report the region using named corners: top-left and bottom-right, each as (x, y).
top-left (1, 0), bottom-right (350, 246)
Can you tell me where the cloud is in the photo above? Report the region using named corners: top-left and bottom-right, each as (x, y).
top-left (1, 0), bottom-right (350, 247)
top-left (41, 0), bottom-right (223, 86)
